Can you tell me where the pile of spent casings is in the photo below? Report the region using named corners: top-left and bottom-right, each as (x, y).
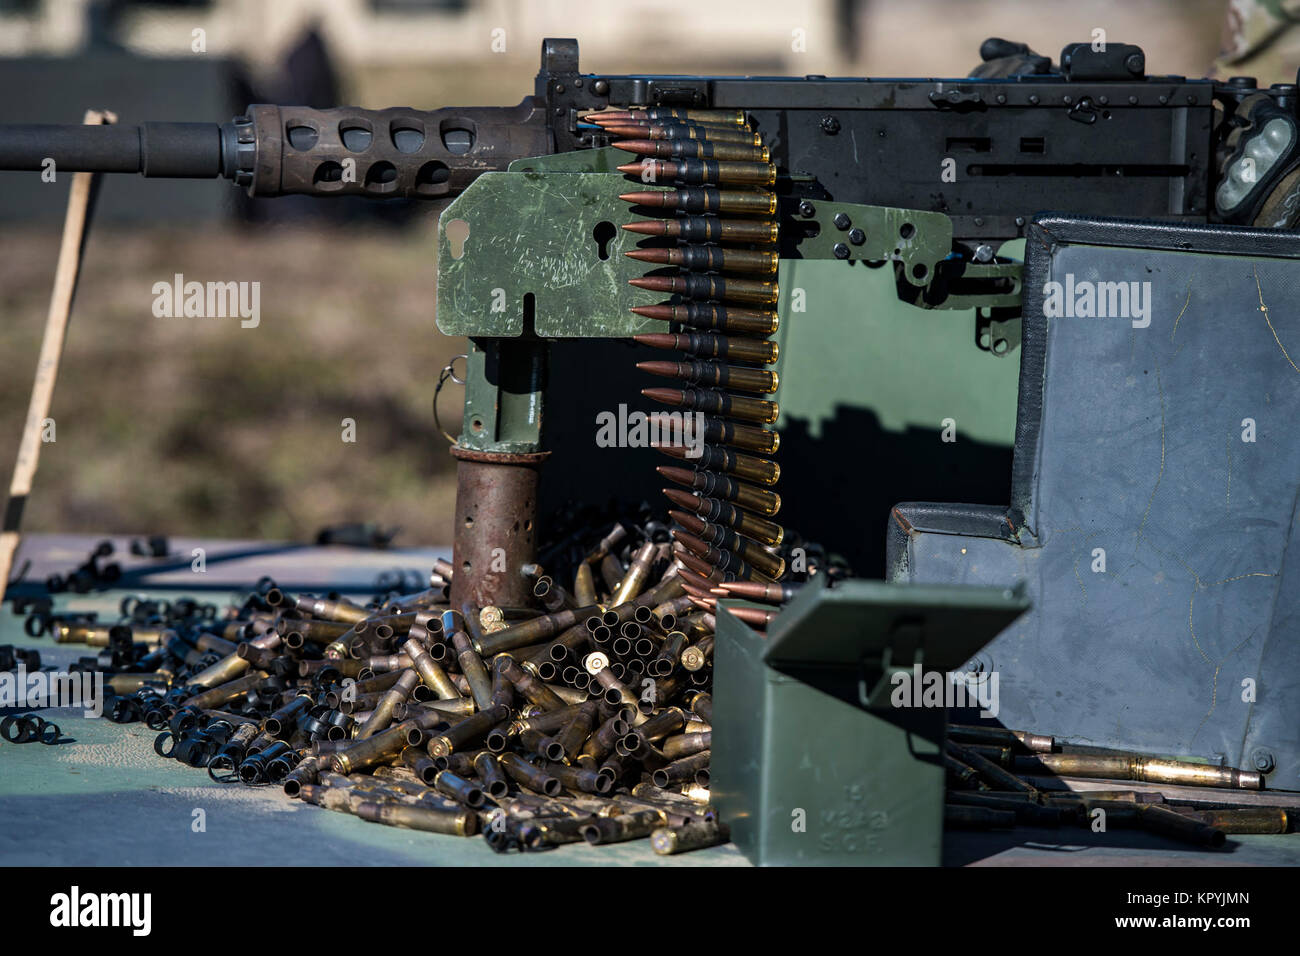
top-left (36, 520), bottom-right (764, 856)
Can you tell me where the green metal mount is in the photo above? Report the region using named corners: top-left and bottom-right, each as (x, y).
top-left (435, 149), bottom-right (1025, 453)
top-left (712, 578), bottom-right (1029, 865)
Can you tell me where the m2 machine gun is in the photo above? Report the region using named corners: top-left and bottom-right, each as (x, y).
top-left (4, 38), bottom-right (1299, 863)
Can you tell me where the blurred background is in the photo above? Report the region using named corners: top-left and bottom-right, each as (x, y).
top-left (0, 0), bottom-right (1277, 549)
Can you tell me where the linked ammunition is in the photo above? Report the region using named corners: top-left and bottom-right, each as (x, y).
top-left (713, 579), bottom-right (800, 604)
top-left (643, 388), bottom-right (779, 426)
top-left (622, 217), bottom-right (778, 245)
top-left (635, 332), bottom-right (778, 365)
top-left (629, 273), bottom-right (778, 307)
top-left (631, 302), bottom-right (779, 335)
top-left (613, 138), bottom-right (771, 162)
top-left (639, 359), bottom-right (778, 395)
top-left (605, 124), bottom-right (763, 145)
top-left (620, 187), bottom-right (777, 218)
top-left (590, 107), bottom-right (748, 126)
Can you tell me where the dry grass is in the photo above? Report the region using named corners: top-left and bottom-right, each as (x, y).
top-left (0, 219), bottom-right (465, 546)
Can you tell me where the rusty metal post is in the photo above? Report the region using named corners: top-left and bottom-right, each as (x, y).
top-left (449, 447), bottom-right (547, 608)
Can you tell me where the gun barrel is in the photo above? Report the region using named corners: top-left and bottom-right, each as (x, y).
top-left (0, 122), bottom-right (223, 177)
top-left (0, 99), bottom-right (550, 200)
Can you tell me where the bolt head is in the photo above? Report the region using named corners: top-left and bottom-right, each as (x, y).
top-left (833, 243), bottom-right (850, 259)
top-left (1251, 748), bottom-right (1275, 773)
top-left (832, 212), bottom-right (851, 230)
top-left (820, 115), bottom-right (841, 134)
top-left (848, 228), bottom-right (865, 245)
top-left (593, 79), bottom-right (609, 95)
top-left (798, 200), bottom-right (816, 218)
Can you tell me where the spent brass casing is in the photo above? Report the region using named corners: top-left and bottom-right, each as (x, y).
top-left (449, 629), bottom-right (494, 711)
top-left (402, 636), bottom-right (461, 700)
top-left (948, 723), bottom-right (1055, 754)
top-left (949, 743), bottom-right (1036, 794)
top-left (660, 731), bottom-right (712, 761)
top-left (1012, 753), bottom-right (1263, 790)
top-left (651, 821), bottom-right (729, 854)
top-left (426, 704), bottom-right (510, 758)
top-left (639, 359), bottom-right (778, 395)
top-left (543, 761), bottom-right (612, 795)
top-left (433, 770), bottom-right (485, 809)
top-left (401, 745), bottom-right (439, 785)
top-left (945, 791), bottom-right (1067, 826)
top-left (944, 805), bottom-right (1017, 829)
top-left (1138, 804), bottom-right (1226, 847)
top-left (622, 216), bottom-right (778, 245)
top-left (188, 631), bottom-right (280, 688)
top-left (354, 800), bottom-right (478, 836)
top-left (495, 655), bottom-right (568, 711)
top-left (652, 750), bottom-right (711, 787)
top-left (611, 541), bottom-right (657, 606)
top-left (555, 702), bottom-right (599, 760)
top-left (283, 618), bottom-right (353, 644)
top-left (498, 752), bottom-right (561, 796)
top-left (473, 751), bottom-right (510, 799)
top-left (282, 755), bottom-right (320, 798)
top-left (582, 809), bottom-right (665, 845)
top-left (614, 139), bottom-right (770, 162)
top-left (1170, 807), bottom-right (1289, 834)
top-left (629, 273), bottom-right (778, 307)
top-left (288, 594), bottom-right (371, 625)
top-left (473, 605), bottom-right (600, 657)
top-left (630, 302), bottom-right (778, 335)
top-left (625, 244), bottom-right (778, 274)
top-left (355, 669), bottom-right (418, 739)
top-left (573, 562), bottom-right (598, 607)
top-left (180, 672), bottom-right (267, 711)
top-left (332, 722), bottom-right (411, 774)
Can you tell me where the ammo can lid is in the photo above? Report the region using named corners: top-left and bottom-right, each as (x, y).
top-left (758, 579), bottom-right (1029, 672)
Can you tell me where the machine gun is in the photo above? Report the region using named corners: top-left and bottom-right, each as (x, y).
top-left (0, 37), bottom-right (1295, 609)
top-left (5, 36), bottom-right (1300, 866)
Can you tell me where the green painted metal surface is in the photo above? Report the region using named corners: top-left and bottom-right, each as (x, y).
top-left (772, 259), bottom-right (1022, 445)
top-left (436, 168), bottom-right (663, 338)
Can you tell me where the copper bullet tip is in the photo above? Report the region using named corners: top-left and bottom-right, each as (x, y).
top-left (621, 222), bottom-right (664, 237)
top-left (627, 276), bottom-right (675, 292)
top-left (612, 140), bottom-right (658, 155)
top-left (616, 163), bottom-right (643, 175)
top-left (624, 249), bottom-right (661, 263)
top-left (630, 304), bottom-right (674, 321)
top-left (636, 360), bottom-right (680, 378)
top-left (618, 190), bottom-right (667, 206)
top-left (633, 333), bottom-right (675, 349)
